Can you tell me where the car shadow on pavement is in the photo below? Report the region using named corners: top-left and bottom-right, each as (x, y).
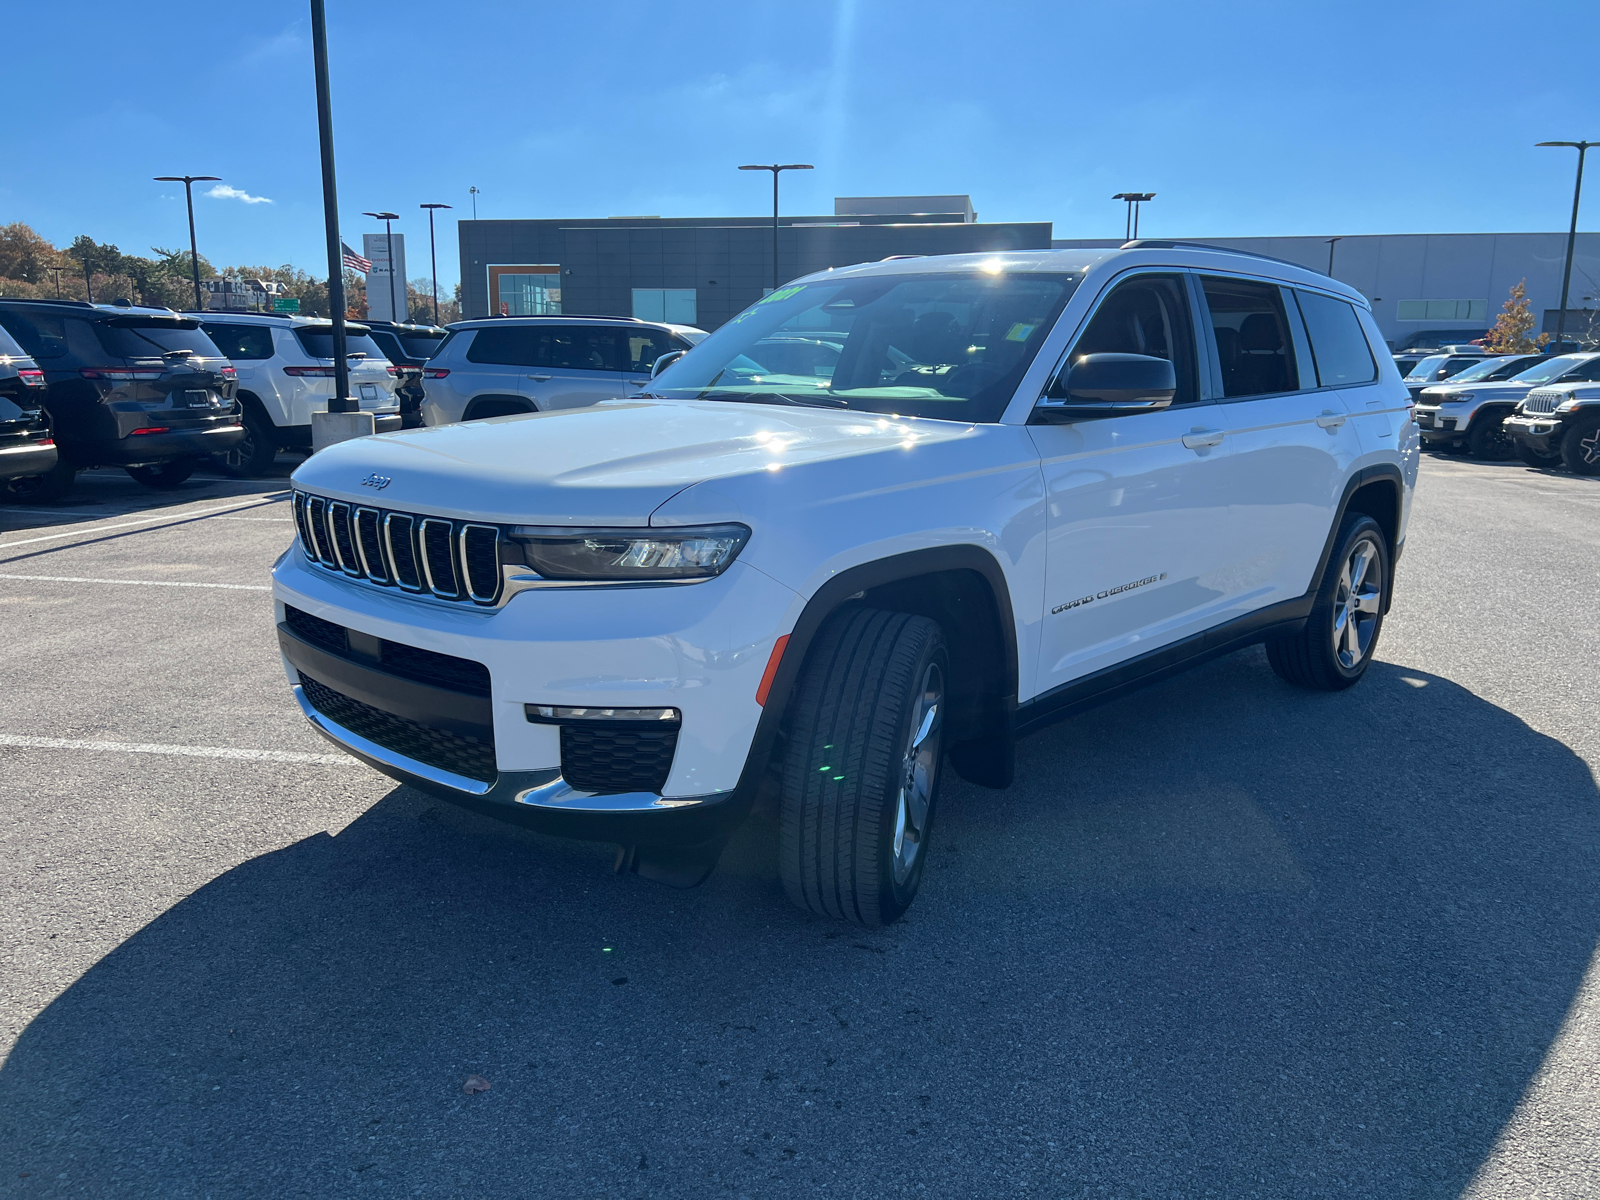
top-left (2, 650), bottom-right (1596, 1197)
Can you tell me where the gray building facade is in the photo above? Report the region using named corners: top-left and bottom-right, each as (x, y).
top-left (458, 197), bottom-right (1050, 328)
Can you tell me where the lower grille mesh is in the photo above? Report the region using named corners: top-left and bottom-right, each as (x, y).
top-left (299, 672), bottom-right (497, 783)
top-left (560, 724), bottom-right (679, 795)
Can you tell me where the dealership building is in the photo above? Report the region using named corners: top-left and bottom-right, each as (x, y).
top-left (458, 196), bottom-right (1600, 347)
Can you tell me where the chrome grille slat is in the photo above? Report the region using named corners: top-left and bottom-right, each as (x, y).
top-left (295, 492), bottom-right (503, 607)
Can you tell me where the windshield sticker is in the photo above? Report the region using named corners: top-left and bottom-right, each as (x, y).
top-left (1005, 322), bottom-right (1038, 342)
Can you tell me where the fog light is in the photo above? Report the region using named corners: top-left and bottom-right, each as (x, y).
top-left (525, 704), bottom-right (680, 723)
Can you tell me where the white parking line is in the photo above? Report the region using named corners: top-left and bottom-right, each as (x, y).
top-left (0, 500), bottom-right (282, 550)
top-left (0, 733), bottom-right (355, 765)
top-left (0, 573), bottom-right (271, 591)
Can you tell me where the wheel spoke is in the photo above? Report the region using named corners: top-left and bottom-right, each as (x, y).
top-left (1343, 610), bottom-right (1362, 659)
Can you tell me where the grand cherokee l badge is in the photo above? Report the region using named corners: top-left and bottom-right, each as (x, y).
top-left (361, 474), bottom-right (392, 490)
top-left (1052, 572), bottom-right (1166, 615)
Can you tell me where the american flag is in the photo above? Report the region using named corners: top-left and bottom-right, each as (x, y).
top-left (341, 241), bottom-right (372, 273)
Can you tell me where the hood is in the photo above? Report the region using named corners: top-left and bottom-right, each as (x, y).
top-left (289, 398), bottom-right (975, 525)
top-left (1423, 381), bottom-right (1532, 400)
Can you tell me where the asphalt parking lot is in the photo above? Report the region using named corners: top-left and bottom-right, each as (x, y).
top-left (1, 454), bottom-right (1597, 1199)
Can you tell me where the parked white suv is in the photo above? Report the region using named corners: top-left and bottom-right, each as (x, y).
top-left (274, 244), bottom-right (1417, 925)
top-left (194, 313), bottom-right (401, 475)
top-left (419, 316), bottom-right (704, 425)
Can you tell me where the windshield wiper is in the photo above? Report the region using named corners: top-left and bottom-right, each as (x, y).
top-left (696, 390), bottom-right (849, 410)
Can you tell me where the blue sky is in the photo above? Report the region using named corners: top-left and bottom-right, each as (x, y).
top-left (5, 0), bottom-right (1597, 292)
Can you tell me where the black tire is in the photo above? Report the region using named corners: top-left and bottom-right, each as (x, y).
top-left (1515, 441), bottom-right (1561, 468)
top-left (2, 456), bottom-right (77, 503)
top-left (126, 459), bottom-right (197, 489)
top-left (213, 406), bottom-right (278, 477)
top-left (778, 608), bottom-right (947, 927)
top-left (1266, 514), bottom-right (1389, 691)
top-left (1467, 412), bottom-right (1516, 460)
top-left (1558, 413), bottom-right (1600, 476)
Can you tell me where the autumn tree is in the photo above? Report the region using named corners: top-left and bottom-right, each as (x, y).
top-left (1482, 279), bottom-right (1550, 354)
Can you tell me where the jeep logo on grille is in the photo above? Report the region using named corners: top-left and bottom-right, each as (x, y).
top-left (360, 473), bottom-right (392, 490)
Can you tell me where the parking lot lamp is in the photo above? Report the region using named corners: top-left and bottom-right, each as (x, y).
top-left (1537, 140), bottom-right (1597, 349)
top-left (739, 164), bottom-right (814, 292)
top-left (152, 175), bottom-right (220, 310)
top-left (363, 211), bottom-right (401, 321)
top-left (1326, 236), bottom-right (1342, 276)
top-left (309, 0), bottom-right (351, 411)
top-left (420, 203), bottom-right (451, 325)
top-left (1113, 193), bottom-right (1156, 241)
top-left (46, 266), bottom-right (65, 299)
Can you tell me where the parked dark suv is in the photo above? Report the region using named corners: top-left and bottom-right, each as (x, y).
top-left (361, 320), bottom-right (448, 428)
top-left (0, 322), bottom-right (57, 498)
top-left (0, 300), bottom-right (242, 500)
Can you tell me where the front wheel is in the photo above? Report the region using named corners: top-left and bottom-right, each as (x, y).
top-left (1266, 514), bottom-right (1389, 691)
top-left (1467, 413), bottom-right (1516, 460)
top-left (778, 608), bottom-right (947, 927)
top-left (1558, 413), bottom-right (1600, 476)
top-left (2, 456), bottom-right (77, 503)
top-left (126, 460), bottom-right (197, 490)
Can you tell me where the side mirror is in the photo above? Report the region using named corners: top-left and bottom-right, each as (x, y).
top-left (1034, 352), bottom-right (1177, 422)
top-left (651, 349), bottom-right (687, 378)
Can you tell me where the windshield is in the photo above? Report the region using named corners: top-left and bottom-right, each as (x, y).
top-left (1404, 355), bottom-right (1448, 380)
top-left (645, 270), bottom-right (1080, 422)
top-left (1511, 354), bottom-right (1593, 385)
top-left (1444, 356), bottom-right (1520, 384)
top-left (95, 320), bottom-right (222, 359)
top-left (294, 327), bottom-right (386, 361)
top-left (399, 332), bottom-right (446, 358)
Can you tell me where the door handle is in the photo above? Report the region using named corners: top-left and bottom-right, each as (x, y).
top-left (527, 374), bottom-right (551, 382)
top-left (1181, 428), bottom-right (1225, 450)
top-left (1316, 410), bottom-right (1347, 429)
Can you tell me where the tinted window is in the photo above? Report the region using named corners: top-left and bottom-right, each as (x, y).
top-left (367, 330), bottom-right (404, 362)
top-left (621, 329), bottom-right (685, 374)
top-left (1403, 355), bottom-right (1447, 381)
top-left (1563, 357), bottom-right (1600, 382)
top-left (1298, 291), bottom-right (1377, 386)
top-left (399, 332), bottom-right (446, 358)
top-left (466, 325), bottom-right (621, 371)
top-left (649, 271), bottom-right (1080, 422)
top-left (0, 310), bottom-right (69, 359)
top-left (0, 323), bottom-right (29, 359)
top-left (293, 328), bottom-right (386, 360)
top-left (1509, 354), bottom-right (1591, 385)
top-left (1199, 276), bottom-right (1296, 398)
top-left (1066, 274), bottom-right (1198, 406)
top-left (203, 323), bottom-right (276, 360)
top-left (95, 320), bottom-right (222, 359)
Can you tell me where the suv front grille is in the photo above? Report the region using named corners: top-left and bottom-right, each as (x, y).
top-left (294, 491), bottom-right (504, 605)
top-left (560, 724), bottom-right (679, 795)
top-left (299, 672), bottom-right (497, 783)
top-left (1521, 391), bottom-right (1561, 415)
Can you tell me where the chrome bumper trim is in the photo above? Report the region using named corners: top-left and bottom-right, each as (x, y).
top-left (512, 776), bottom-right (711, 813)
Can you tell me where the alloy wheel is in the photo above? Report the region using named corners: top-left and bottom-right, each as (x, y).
top-left (891, 661), bottom-right (943, 884)
top-left (1582, 429), bottom-right (1600, 466)
top-left (1332, 536), bottom-right (1383, 670)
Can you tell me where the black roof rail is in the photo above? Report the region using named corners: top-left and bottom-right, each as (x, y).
top-left (1119, 239), bottom-right (1325, 274)
top-left (0, 297), bottom-right (95, 308)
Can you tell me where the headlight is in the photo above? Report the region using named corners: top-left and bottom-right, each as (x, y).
top-left (1556, 398), bottom-right (1581, 412)
top-left (508, 523), bottom-right (751, 581)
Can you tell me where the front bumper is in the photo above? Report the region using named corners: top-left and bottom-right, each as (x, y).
top-left (1414, 407), bottom-right (1466, 446)
top-left (1504, 414), bottom-right (1564, 454)
top-left (271, 548), bottom-right (801, 843)
top-left (0, 439), bottom-right (58, 481)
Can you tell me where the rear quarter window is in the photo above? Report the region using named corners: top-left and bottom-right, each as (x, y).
top-left (1296, 291), bottom-right (1377, 386)
top-left (0, 310), bottom-right (69, 359)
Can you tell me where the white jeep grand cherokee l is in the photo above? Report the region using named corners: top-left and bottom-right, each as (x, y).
top-left (274, 243), bottom-right (1418, 926)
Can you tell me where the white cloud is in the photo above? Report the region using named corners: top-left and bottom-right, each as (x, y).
top-left (207, 184), bottom-right (273, 205)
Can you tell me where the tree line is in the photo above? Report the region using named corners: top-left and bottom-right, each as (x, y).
top-left (0, 222), bottom-right (460, 324)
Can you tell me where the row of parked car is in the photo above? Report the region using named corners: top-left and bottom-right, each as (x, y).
top-left (0, 296), bottom-right (710, 501)
top-left (1396, 344), bottom-right (1600, 473)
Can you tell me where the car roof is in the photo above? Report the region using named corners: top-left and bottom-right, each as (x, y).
top-left (446, 315), bottom-right (686, 332)
top-left (182, 310), bottom-right (371, 333)
top-left (0, 298), bottom-right (194, 321)
top-left (797, 244), bottom-right (1372, 308)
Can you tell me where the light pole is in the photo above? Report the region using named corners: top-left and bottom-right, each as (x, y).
top-left (1537, 140), bottom-right (1597, 349)
top-left (738, 163), bottom-right (814, 292)
top-left (420, 203), bottom-right (451, 325)
top-left (1113, 193), bottom-right (1156, 241)
top-left (46, 266), bottom-right (65, 299)
top-left (1326, 236), bottom-right (1343, 276)
top-left (153, 174), bottom-right (220, 310)
top-left (469, 186), bottom-right (480, 219)
top-left (363, 211), bottom-right (401, 321)
top-left (309, 0), bottom-right (351, 411)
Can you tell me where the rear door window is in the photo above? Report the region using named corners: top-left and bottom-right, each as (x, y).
top-left (0, 310), bottom-right (70, 359)
top-left (466, 325), bottom-right (621, 371)
top-left (1198, 276), bottom-right (1298, 398)
top-left (1295, 291), bottom-right (1378, 386)
top-left (202, 323), bottom-right (276, 360)
top-left (95, 320), bottom-right (223, 359)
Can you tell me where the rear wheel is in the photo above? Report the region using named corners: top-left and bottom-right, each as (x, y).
top-left (1266, 514), bottom-right (1388, 691)
top-left (778, 608), bottom-right (947, 927)
top-left (213, 407), bottom-right (278, 477)
top-left (126, 460), bottom-right (197, 489)
top-left (2, 456), bottom-right (77, 503)
top-left (1467, 412), bottom-right (1516, 460)
top-left (1558, 413), bottom-right (1600, 476)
